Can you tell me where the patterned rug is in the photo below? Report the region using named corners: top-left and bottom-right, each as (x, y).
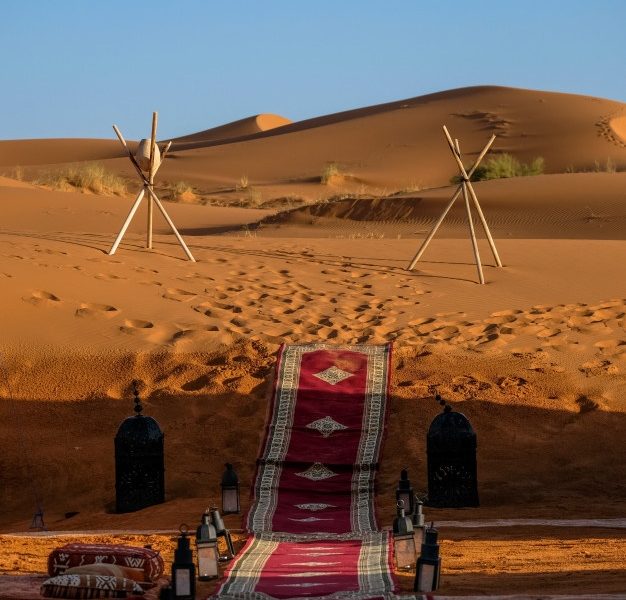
top-left (216, 343), bottom-right (395, 600)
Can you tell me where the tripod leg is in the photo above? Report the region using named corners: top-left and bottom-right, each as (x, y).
top-left (146, 187), bottom-right (196, 262)
top-left (147, 196), bottom-right (153, 249)
top-left (466, 181), bottom-right (503, 267)
top-left (462, 182), bottom-right (485, 284)
top-left (407, 185), bottom-right (462, 270)
top-left (108, 188), bottom-right (146, 256)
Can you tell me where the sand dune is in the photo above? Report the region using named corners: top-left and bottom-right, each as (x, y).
top-left (2, 86), bottom-right (625, 197)
top-left (609, 114), bottom-right (626, 145)
top-left (171, 113), bottom-right (292, 149)
top-left (0, 139), bottom-right (123, 168)
top-left (1, 86), bottom-right (626, 597)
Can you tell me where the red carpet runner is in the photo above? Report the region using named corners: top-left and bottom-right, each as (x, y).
top-left (216, 343), bottom-right (396, 600)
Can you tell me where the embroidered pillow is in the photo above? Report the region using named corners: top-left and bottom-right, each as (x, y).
top-left (47, 543), bottom-right (164, 581)
top-left (65, 564), bottom-right (127, 578)
top-left (41, 573), bottom-right (144, 598)
top-left (66, 564), bottom-right (152, 588)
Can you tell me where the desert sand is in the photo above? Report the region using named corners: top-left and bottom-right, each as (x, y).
top-left (0, 85), bottom-right (625, 596)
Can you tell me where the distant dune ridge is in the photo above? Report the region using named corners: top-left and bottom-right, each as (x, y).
top-left (1, 85), bottom-right (625, 193)
top-left (1, 87), bottom-right (626, 596)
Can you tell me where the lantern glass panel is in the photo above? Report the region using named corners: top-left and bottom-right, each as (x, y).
top-left (174, 567), bottom-right (192, 596)
top-left (222, 487), bottom-right (239, 514)
top-left (197, 542), bottom-right (219, 579)
top-left (416, 562), bottom-right (438, 592)
top-left (394, 534), bottom-right (416, 569)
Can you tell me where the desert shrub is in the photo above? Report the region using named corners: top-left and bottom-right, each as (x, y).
top-left (237, 175), bottom-right (249, 190)
top-left (36, 163), bottom-right (126, 195)
top-left (453, 154), bottom-right (544, 183)
top-left (241, 187), bottom-right (263, 207)
top-left (321, 162), bottom-right (341, 184)
top-left (167, 181), bottom-right (196, 201)
top-left (10, 166), bottom-right (24, 181)
top-left (594, 157), bottom-right (617, 173)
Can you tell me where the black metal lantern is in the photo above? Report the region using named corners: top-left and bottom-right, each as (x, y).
top-left (196, 509), bottom-right (219, 580)
top-left (427, 401), bottom-right (478, 508)
top-left (221, 463), bottom-right (240, 515)
top-left (114, 382), bottom-right (164, 513)
top-left (392, 500), bottom-right (416, 570)
top-left (210, 506), bottom-right (235, 561)
top-left (414, 522), bottom-right (441, 593)
top-left (30, 507), bottom-right (45, 531)
top-left (412, 496), bottom-right (425, 550)
top-left (395, 468), bottom-right (415, 516)
top-left (172, 524), bottom-right (196, 600)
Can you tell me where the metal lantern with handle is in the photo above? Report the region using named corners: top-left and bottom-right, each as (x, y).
top-left (392, 500), bottom-right (416, 570)
top-left (196, 509), bottom-right (219, 580)
top-left (395, 468), bottom-right (415, 516)
top-left (172, 525), bottom-right (196, 600)
top-left (221, 463), bottom-right (240, 515)
top-left (210, 506), bottom-right (235, 561)
top-left (414, 522), bottom-right (441, 593)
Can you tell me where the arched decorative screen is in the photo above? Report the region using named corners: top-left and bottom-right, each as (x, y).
top-left (114, 389), bottom-right (164, 513)
top-left (427, 405), bottom-right (478, 508)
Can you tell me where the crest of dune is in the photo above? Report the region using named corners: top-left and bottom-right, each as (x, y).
top-left (171, 113), bottom-right (292, 146)
top-left (609, 114), bottom-right (626, 144)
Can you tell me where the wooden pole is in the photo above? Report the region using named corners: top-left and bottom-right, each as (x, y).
top-left (108, 187), bottom-right (146, 255)
top-left (149, 112), bottom-right (158, 182)
top-left (112, 125), bottom-right (148, 184)
top-left (147, 112), bottom-right (158, 250)
top-left (157, 141), bottom-right (172, 168)
top-left (443, 126), bottom-right (496, 180)
top-left (407, 126), bottom-right (502, 277)
top-left (146, 187), bottom-right (196, 262)
top-left (465, 180), bottom-right (503, 267)
top-left (109, 118), bottom-right (193, 261)
top-left (455, 139), bottom-right (484, 284)
top-left (407, 185), bottom-right (463, 270)
top-left (443, 126), bottom-right (502, 266)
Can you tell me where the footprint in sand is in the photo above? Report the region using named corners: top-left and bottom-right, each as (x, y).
top-left (593, 339), bottom-right (626, 354)
top-left (22, 290), bottom-right (61, 306)
top-left (95, 273), bottom-right (127, 281)
top-left (163, 288), bottom-right (197, 302)
top-left (192, 302), bottom-right (213, 317)
top-left (139, 280), bottom-right (163, 286)
top-left (75, 303), bottom-right (119, 318)
top-left (119, 319), bottom-right (154, 334)
top-left (579, 359), bottom-right (619, 377)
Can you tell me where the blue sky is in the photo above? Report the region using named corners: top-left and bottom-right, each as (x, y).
top-left (1, 1), bottom-right (624, 140)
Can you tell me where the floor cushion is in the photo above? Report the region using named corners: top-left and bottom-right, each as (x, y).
top-left (40, 573), bottom-right (144, 598)
top-left (47, 544), bottom-right (164, 582)
top-left (65, 565), bottom-right (153, 589)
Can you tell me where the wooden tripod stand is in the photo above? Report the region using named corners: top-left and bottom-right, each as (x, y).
top-left (108, 112), bottom-right (196, 262)
top-left (407, 126), bottom-right (502, 284)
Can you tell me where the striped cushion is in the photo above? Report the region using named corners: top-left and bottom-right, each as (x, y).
top-left (41, 574), bottom-right (144, 598)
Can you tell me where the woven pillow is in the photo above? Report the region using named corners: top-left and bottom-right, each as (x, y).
top-left (41, 573), bottom-right (144, 598)
top-left (66, 564), bottom-right (127, 578)
top-left (48, 543), bottom-right (164, 581)
top-left (66, 564), bottom-right (149, 585)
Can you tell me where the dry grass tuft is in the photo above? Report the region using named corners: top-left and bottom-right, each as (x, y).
top-left (321, 162), bottom-right (342, 184)
top-left (36, 163), bottom-right (127, 195)
top-left (167, 181), bottom-right (197, 202)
